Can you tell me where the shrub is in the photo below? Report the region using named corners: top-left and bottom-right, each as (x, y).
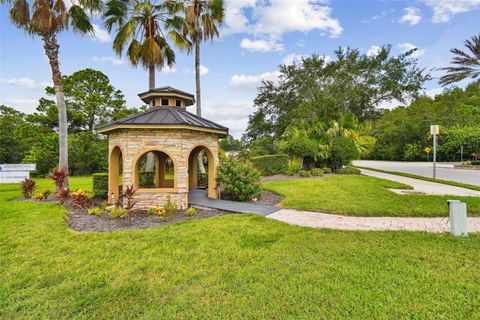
top-left (34, 189), bottom-right (51, 200)
top-left (49, 168), bottom-right (69, 193)
top-left (20, 178), bottom-right (36, 199)
top-left (322, 167), bottom-right (332, 174)
top-left (58, 188), bottom-right (70, 204)
top-left (217, 156), bottom-right (261, 202)
top-left (122, 185), bottom-right (136, 216)
top-left (110, 206), bottom-right (126, 218)
top-left (163, 195), bottom-right (177, 219)
top-left (286, 170), bottom-right (296, 176)
top-left (329, 137), bottom-right (358, 170)
top-left (299, 170), bottom-right (311, 177)
top-left (311, 168), bottom-right (324, 176)
top-left (250, 154), bottom-right (289, 176)
top-left (92, 173), bottom-right (108, 198)
top-left (335, 166), bottom-right (361, 175)
top-left (139, 171), bottom-right (155, 188)
top-left (71, 189), bottom-right (92, 209)
top-left (288, 158), bottom-right (302, 174)
top-left (88, 207), bottom-right (104, 216)
top-left (185, 207), bottom-right (197, 216)
top-left (147, 207), bottom-right (156, 215)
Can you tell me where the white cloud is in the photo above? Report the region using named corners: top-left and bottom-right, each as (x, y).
top-left (282, 53), bottom-right (306, 65)
top-left (398, 7), bottom-right (422, 25)
top-left (229, 71), bottom-right (281, 91)
top-left (0, 77), bottom-right (51, 89)
top-left (92, 56), bottom-right (125, 65)
top-left (161, 66), bottom-right (176, 74)
top-left (366, 45), bottom-right (382, 57)
top-left (202, 99), bottom-right (253, 137)
top-left (422, 0), bottom-right (480, 23)
top-left (240, 37), bottom-right (284, 53)
top-left (183, 65), bottom-right (209, 75)
top-left (3, 98), bottom-right (39, 112)
top-left (224, 0), bottom-right (342, 38)
top-left (90, 24), bottom-right (111, 43)
top-left (398, 43), bottom-right (426, 58)
top-left (424, 87), bottom-right (444, 98)
top-left (199, 65), bottom-right (209, 75)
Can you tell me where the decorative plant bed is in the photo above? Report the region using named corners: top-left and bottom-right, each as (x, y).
top-left (454, 164), bottom-right (480, 170)
top-left (249, 190), bottom-right (283, 206)
top-left (67, 206), bottom-right (231, 232)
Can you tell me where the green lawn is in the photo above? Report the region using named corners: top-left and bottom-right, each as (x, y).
top-left (263, 175), bottom-right (480, 217)
top-left (1, 177), bottom-right (480, 319)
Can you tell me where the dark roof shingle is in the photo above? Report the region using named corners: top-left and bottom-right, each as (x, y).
top-left (97, 106), bottom-right (228, 135)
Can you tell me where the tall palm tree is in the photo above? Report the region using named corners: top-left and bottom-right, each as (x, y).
top-left (184, 0), bottom-right (224, 116)
top-left (104, 0), bottom-right (191, 91)
top-left (440, 34), bottom-right (480, 86)
top-left (2, 0), bottom-right (102, 188)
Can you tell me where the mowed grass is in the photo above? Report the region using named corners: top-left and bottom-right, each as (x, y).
top-left (1, 177), bottom-right (480, 319)
top-left (263, 175), bottom-right (480, 217)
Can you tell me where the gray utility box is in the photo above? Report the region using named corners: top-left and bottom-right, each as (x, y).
top-left (447, 200), bottom-right (468, 237)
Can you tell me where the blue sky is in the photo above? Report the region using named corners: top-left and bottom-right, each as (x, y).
top-left (1, 0), bottom-right (479, 137)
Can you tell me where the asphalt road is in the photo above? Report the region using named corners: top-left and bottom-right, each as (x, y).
top-left (353, 160), bottom-right (480, 187)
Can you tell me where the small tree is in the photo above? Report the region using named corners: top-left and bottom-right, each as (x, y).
top-left (329, 136), bottom-right (358, 170)
top-left (280, 127), bottom-right (324, 173)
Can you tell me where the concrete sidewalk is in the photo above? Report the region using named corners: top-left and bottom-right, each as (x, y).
top-left (360, 168), bottom-right (480, 197)
top-left (268, 209), bottom-right (480, 233)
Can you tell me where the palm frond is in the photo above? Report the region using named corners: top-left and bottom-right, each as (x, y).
top-left (440, 33), bottom-right (480, 86)
top-left (9, 0), bottom-right (30, 28)
top-left (103, 0), bottom-right (129, 32)
top-left (113, 19), bottom-right (136, 54)
top-left (69, 5), bottom-right (93, 34)
top-left (30, 0), bottom-right (53, 33)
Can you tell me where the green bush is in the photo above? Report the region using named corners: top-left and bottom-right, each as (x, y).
top-left (311, 168), bottom-right (324, 176)
top-left (250, 154), bottom-right (289, 176)
top-left (329, 137), bottom-right (359, 170)
top-left (110, 206), bottom-right (126, 218)
top-left (217, 156), bottom-right (262, 202)
top-left (288, 158), bottom-right (302, 174)
top-left (299, 170), bottom-right (311, 177)
top-left (88, 207), bottom-right (104, 216)
top-left (139, 171), bottom-right (155, 188)
top-left (322, 167), bottom-right (332, 174)
top-left (335, 166), bottom-right (361, 175)
top-left (147, 207), bottom-right (156, 215)
top-left (185, 207), bottom-right (197, 216)
top-left (92, 173), bottom-right (108, 198)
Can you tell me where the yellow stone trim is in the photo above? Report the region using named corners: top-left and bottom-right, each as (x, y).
top-left (139, 91), bottom-right (193, 102)
top-left (98, 124), bottom-right (227, 136)
top-left (136, 188), bottom-right (177, 193)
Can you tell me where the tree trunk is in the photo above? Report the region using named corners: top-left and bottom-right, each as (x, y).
top-left (42, 32), bottom-right (69, 189)
top-left (149, 64), bottom-right (155, 90)
top-left (197, 151), bottom-right (206, 174)
top-left (195, 41), bottom-right (201, 117)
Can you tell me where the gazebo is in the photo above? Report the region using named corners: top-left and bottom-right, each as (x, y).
top-left (97, 87), bottom-right (228, 209)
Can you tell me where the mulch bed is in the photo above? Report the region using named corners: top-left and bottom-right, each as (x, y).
top-left (67, 206), bottom-right (231, 233)
top-left (15, 195), bottom-right (232, 232)
top-left (249, 190), bottom-right (283, 206)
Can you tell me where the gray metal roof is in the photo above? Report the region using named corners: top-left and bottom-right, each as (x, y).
top-left (138, 86), bottom-right (195, 105)
top-left (97, 106), bottom-right (228, 135)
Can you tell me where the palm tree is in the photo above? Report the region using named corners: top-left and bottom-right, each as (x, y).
top-left (104, 0), bottom-right (191, 91)
top-left (2, 0), bottom-right (102, 188)
top-left (440, 34), bottom-right (480, 86)
top-left (184, 0), bottom-right (224, 116)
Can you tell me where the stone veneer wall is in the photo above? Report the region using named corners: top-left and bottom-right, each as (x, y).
top-left (108, 128), bottom-right (220, 209)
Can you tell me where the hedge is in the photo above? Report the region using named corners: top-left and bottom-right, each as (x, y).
top-left (250, 154), bottom-right (289, 176)
top-left (92, 173), bottom-right (108, 198)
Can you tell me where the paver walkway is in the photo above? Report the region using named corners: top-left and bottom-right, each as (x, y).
top-left (189, 189), bottom-right (279, 215)
top-left (360, 168), bottom-right (480, 197)
top-left (268, 209), bottom-right (480, 233)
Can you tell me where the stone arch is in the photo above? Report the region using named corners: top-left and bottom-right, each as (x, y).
top-left (187, 144), bottom-right (217, 199)
top-left (131, 148), bottom-right (177, 191)
top-left (108, 145), bottom-right (124, 205)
